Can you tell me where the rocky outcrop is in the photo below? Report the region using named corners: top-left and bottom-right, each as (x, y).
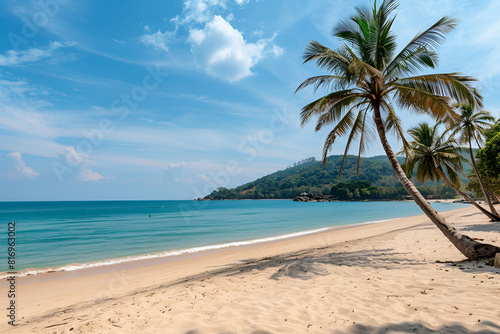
top-left (452, 199), bottom-right (472, 204)
top-left (293, 192), bottom-right (335, 202)
top-left (195, 195), bottom-right (214, 201)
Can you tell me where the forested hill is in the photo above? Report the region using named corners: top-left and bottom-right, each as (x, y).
top-left (206, 155), bottom-right (461, 200)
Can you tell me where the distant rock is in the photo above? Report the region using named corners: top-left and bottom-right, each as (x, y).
top-left (293, 193), bottom-right (334, 202)
top-left (452, 199), bottom-right (472, 204)
top-left (195, 195), bottom-right (214, 201)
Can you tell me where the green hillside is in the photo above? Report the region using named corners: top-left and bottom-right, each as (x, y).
top-left (207, 154), bottom-right (469, 200)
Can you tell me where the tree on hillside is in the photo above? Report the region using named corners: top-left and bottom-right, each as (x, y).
top-left (467, 120), bottom-right (500, 200)
top-left (445, 104), bottom-right (498, 217)
top-left (296, 0), bottom-right (500, 259)
top-left (402, 123), bottom-right (500, 221)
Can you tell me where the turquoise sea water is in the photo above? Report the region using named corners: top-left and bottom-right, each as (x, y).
top-left (0, 200), bottom-right (464, 276)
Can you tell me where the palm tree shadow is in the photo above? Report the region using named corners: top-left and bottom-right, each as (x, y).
top-left (193, 247), bottom-right (423, 282)
top-left (330, 320), bottom-right (500, 334)
top-left (183, 321), bottom-right (500, 334)
top-left (462, 222), bottom-right (500, 233)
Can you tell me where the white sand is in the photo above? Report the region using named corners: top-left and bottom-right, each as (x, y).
top-left (1, 204), bottom-right (500, 333)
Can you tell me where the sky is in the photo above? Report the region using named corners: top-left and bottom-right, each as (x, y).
top-left (1, 0), bottom-right (500, 201)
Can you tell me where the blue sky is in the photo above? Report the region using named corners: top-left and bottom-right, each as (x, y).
top-left (1, 0), bottom-right (500, 201)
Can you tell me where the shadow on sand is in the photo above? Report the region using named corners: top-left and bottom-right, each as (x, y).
top-left (462, 221), bottom-right (500, 233)
top-left (184, 320), bottom-right (500, 334)
top-left (172, 247), bottom-right (424, 284)
top-left (330, 320), bottom-right (500, 334)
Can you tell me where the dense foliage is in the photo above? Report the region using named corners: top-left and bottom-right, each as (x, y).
top-left (208, 155), bottom-right (458, 200)
top-left (469, 121), bottom-right (500, 196)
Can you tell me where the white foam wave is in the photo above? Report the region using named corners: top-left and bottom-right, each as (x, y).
top-left (0, 226), bottom-right (330, 279)
top-left (0, 217), bottom-right (402, 280)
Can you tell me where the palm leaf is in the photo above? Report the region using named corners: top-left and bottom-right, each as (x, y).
top-left (396, 73), bottom-right (482, 109)
top-left (299, 89), bottom-right (358, 126)
top-left (386, 16), bottom-right (457, 77)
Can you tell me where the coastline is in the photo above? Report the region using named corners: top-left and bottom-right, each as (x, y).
top-left (3, 203), bottom-right (500, 333)
top-left (0, 199), bottom-right (462, 280)
top-left (0, 218), bottom-right (399, 281)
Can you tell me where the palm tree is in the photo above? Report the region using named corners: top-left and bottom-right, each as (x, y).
top-left (402, 122), bottom-right (500, 221)
top-left (296, 0), bottom-right (500, 259)
top-left (445, 104), bottom-right (498, 217)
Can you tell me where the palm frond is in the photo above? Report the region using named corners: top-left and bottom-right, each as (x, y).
top-left (315, 100), bottom-right (368, 131)
top-left (302, 41), bottom-right (352, 75)
top-left (390, 83), bottom-right (452, 119)
top-left (299, 89), bottom-right (359, 126)
top-left (405, 122), bottom-right (466, 186)
top-left (295, 75), bottom-right (348, 94)
top-left (396, 73), bottom-right (483, 109)
top-left (337, 108), bottom-right (366, 176)
top-left (356, 106), bottom-right (373, 176)
top-left (320, 110), bottom-right (357, 164)
top-left (444, 104), bottom-right (495, 146)
top-left (386, 16), bottom-right (457, 77)
top-left (370, 0), bottom-right (398, 69)
top-left (382, 100), bottom-right (410, 156)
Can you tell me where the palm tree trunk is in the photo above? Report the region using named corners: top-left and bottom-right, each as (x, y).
top-left (373, 105), bottom-right (500, 259)
top-left (468, 139), bottom-right (499, 216)
top-left (435, 169), bottom-right (500, 221)
top-left (492, 192), bottom-right (500, 204)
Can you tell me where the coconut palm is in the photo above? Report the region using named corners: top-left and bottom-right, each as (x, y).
top-left (402, 122), bottom-right (500, 221)
top-left (445, 104), bottom-right (498, 217)
top-left (296, 0), bottom-right (500, 259)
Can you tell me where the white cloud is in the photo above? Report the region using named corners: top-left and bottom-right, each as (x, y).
top-left (59, 146), bottom-right (88, 165)
top-left (172, 0), bottom-right (249, 26)
top-left (6, 152), bottom-right (39, 179)
top-left (58, 146), bottom-right (107, 183)
top-left (0, 108), bottom-right (56, 138)
top-left (0, 41), bottom-right (75, 66)
top-left (139, 30), bottom-right (172, 52)
top-left (269, 44), bottom-right (284, 57)
top-left (188, 15), bottom-right (281, 82)
top-left (181, 0), bottom-right (227, 24)
top-left (79, 168), bottom-right (104, 182)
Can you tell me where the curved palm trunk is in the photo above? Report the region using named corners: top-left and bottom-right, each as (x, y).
top-left (373, 105), bottom-right (500, 260)
top-left (468, 139), bottom-right (499, 216)
top-left (435, 169), bottom-right (500, 221)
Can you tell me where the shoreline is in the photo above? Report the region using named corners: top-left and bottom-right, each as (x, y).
top-left (2, 204), bottom-right (499, 333)
top-left (0, 217), bottom-right (403, 284)
top-left (0, 199), bottom-right (462, 281)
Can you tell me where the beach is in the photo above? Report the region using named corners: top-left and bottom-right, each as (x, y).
top-left (2, 204), bottom-right (500, 333)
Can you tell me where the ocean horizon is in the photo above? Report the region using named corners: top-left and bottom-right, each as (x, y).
top-left (1, 199), bottom-right (465, 278)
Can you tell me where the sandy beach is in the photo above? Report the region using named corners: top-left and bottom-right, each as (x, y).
top-left (2, 204), bottom-right (500, 334)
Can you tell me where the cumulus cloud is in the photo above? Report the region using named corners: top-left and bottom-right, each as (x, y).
top-left (79, 168), bottom-right (105, 182)
top-left (58, 146), bottom-right (106, 182)
top-left (6, 152), bottom-right (39, 179)
top-left (139, 30), bottom-right (172, 52)
top-left (179, 0), bottom-right (227, 24)
top-left (0, 41), bottom-right (75, 66)
top-left (188, 15), bottom-right (280, 82)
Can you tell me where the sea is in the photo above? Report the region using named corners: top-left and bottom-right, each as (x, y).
top-left (0, 200), bottom-right (465, 278)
